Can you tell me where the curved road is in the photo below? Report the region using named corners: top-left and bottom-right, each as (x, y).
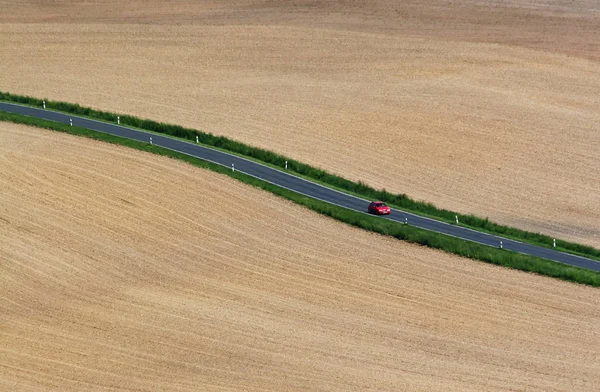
top-left (2, 101), bottom-right (599, 272)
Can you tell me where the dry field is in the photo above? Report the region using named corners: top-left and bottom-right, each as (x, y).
top-left (0, 1), bottom-right (599, 246)
top-left (1, 123), bottom-right (599, 391)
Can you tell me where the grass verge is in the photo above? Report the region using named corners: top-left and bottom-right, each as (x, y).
top-left (1, 90), bottom-right (600, 261)
top-left (1, 109), bottom-right (599, 287)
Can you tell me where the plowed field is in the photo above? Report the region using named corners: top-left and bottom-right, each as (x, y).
top-left (1, 123), bottom-right (599, 391)
top-left (0, 0), bottom-right (599, 246)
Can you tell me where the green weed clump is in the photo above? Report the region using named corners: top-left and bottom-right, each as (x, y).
top-left (1, 91), bottom-right (599, 261)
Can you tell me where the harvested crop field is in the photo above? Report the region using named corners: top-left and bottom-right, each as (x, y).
top-left (1, 123), bottom-right (599, 391)
top-left (1, 0), bottom-right (599, 247)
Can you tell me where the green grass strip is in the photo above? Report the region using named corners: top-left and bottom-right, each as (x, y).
top-left (1, 110), bottom-right (599, 287)
top-left (2, 90), bottom-right (599, 261)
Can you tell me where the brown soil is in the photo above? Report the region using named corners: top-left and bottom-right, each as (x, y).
top-left (1, 123), bottom-right (599, 391)
top-left (1, 1), bottom-right (599, 246)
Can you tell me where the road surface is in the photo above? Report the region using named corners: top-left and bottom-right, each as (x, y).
top-left (1, 101), bottom-right (598, 272)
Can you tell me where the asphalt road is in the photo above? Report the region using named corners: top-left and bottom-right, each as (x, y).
top-left (2, 101), bottom-right (599, 272)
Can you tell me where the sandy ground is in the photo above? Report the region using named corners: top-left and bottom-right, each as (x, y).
top-left (1, 123), bottom-right (599, 391)
top-left (0, 1), bottom-right (599, 246)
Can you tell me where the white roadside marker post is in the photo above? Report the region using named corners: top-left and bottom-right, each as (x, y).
top-left (285, 160), bottom-right (288, 169)
top-left (455, 215), bottom-right (459, 224)
top-left (69, 118), bottom-right (72, 126)
top-left (43, 100), bottom-right (46, 109)
top-left (232, 163), bottom-right (235, 172)
top-left (553, 239), bottom-right (556, 248)
top-left (117, 116), bottom-right (120, 125)
top-left (196, 136), bottom-right (199, 143)
top-left (150, 137), bottom-right (153, 144)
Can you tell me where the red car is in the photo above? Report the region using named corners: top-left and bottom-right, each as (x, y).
top-left (368, 201), bottom-right (391, 215)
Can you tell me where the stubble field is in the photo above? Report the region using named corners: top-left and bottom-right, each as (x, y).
top-left (0, 0), bottom-right (599, 246)
top-left (1, 123), bottom-right (599, 391)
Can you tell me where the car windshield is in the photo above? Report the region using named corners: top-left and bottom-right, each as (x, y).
top-left (375, 203), bottom-right (386, 207)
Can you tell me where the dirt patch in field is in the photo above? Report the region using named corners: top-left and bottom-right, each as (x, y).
top-left (0, 1), bottom-right (599, 246)
top-left (1, 123), bottom-right (599, 391)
